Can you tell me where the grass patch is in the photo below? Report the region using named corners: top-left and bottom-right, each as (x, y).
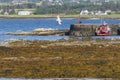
top-left (0, 14), bottom-right (119, 19)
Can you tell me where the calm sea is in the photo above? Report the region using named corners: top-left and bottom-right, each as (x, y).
top-left (0, 18), bottom-right (120, 42)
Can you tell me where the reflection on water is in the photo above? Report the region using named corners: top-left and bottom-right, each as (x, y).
top-left (0, 78), bottom-right (116, 80)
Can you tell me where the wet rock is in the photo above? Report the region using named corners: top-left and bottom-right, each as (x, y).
top-left (7, 28), bottom-right (69, 36)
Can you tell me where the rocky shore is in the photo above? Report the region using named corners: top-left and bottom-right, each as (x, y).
top-left (0, 38), bottom-right (120, 79)
top-left (7, 28), bottom-right (69, 36)
top-left (1, 23), bottom-right (120, 79)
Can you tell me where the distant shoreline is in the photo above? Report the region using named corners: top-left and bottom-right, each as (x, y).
top-left (0, 14), bottom-right (120, 19)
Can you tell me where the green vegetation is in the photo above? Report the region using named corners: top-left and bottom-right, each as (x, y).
top-left (0, 39), bottom-right (120, 78)
top-left (0, 13), bottom-right (119, 19)
top-left (0, 0), bottom-right (120, 16)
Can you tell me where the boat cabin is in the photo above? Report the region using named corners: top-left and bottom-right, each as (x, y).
top-left (95, 24), bottom-right (111, 36)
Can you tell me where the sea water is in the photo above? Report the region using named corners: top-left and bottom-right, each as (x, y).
top-left (0, 18), bottom-right (120, 42)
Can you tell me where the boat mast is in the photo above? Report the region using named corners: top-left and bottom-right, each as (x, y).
top-left (100, 15), bottom-right (103, 25)
top-left (56, 1), bottom-right (62, 25)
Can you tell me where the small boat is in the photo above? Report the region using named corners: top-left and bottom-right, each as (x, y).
top-left (95, 23), bottom-right (111, 36)
top-left (56, 15), bottom-right (62, 25)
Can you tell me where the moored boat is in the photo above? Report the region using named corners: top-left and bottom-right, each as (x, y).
top-left (95, 23), bottom-right (111, 36)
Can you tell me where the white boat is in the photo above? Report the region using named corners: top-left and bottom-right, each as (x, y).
top-left (56, 15), bottom-right (62, 25)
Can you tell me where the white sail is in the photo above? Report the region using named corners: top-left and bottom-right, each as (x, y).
top-left (56, 15), bottom-right (62, 25)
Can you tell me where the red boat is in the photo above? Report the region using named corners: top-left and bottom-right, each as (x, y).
top-left (95, 24), bottom-right (111, 36)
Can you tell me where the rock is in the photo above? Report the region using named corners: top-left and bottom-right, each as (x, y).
top-left (7, 28), bottom-right (69, 36)
top-left (33, 28), bottom-right (55, 32)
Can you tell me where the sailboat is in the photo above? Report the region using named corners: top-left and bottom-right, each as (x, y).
top-left (56, 15), bottom-right (62, 25)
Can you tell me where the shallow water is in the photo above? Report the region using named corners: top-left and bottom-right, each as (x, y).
top-left (0, 18), bottom-right (119, 42)
top-left (93, 35), bottom-right (120, 39)
top-left (0, 35), bottom-right (68, 42)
